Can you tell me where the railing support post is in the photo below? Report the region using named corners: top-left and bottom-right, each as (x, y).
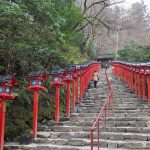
top-left (138, 73), bottom-right (141, 97)
top-left (0, 99), bottom-right (6, 150)
top-left (66, 82), bottom-right (70, 118)
top-left (76, 79), bottom-right (79, 103)
top-left (33, 90), bottom-right (38, 140)
top-left (55, 86), bottom-right (60, 123)
top-left (72, 82), bottom-right (75, 109)
top-left (147, 76), bottom-right (150, 104)
top-left (104, 105), bottom-right (106, 130)
top-left (142, 74), bottom-right (146, 101)
top-left (90, 129), bottom-right (94, 150)
top-left (98, 117), bottom-right (100, 150)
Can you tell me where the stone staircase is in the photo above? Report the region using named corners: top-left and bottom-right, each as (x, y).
top-left (5, 69), bottom-right (150, 150)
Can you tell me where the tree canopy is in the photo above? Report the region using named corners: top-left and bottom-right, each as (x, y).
top-left (0, 0), bottom-right (90, 140)
top-left (0, 0), bottom-right (88, 76)
top-left (118, 41), bottom-right (150, 62)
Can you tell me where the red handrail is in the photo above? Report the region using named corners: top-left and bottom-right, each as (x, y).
top-left (90, 71), bottom-right (113, 150)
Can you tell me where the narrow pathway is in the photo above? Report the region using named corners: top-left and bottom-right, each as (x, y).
top-left (5, 70), bottom-right (110, 150)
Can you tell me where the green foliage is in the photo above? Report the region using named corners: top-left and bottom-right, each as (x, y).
top-left (0, 0), bottom-right (85, 74)
top-left (118, 41), bottom-right (150, 62)
top-left (0, 0), bottom-right (92, 140)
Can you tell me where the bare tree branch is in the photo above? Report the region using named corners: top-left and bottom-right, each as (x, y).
top-left (83, 0), bottom-right (88, 14)
top-left (84, 0), bottom-right (107, 14)
top-left (77, 5), bottom-right (106, 31)
top-left (76, 0), bottom-right (124, 31)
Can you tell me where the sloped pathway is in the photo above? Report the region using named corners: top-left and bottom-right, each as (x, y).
top-left (5, 69), bottom-right (150, 150)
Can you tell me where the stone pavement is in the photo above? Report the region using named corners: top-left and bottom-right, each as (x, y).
top-left (5, 68), bottom-right (150, 150)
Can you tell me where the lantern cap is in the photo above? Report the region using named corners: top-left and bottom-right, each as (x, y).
top-left (80, 61), bottom-right (91, 69)
top-left (28, 70), bottom-right (47, 80)
top-left (140, 69), bottom-right (144, 72)
top-left (146, 69), bottom-right (150, 73)
top-left (136, 63), bottom-right (141, 66)
top-left (146, 62), bottom-right (150, 66)
top-left (140, 63), bottom-right (147, 66)
top-left (70, 64), bottom-right (81, 70)
top-left (131, 62), bottom-right (138, 66)
top-left (0, 73), bottom-right (18, 85)
top-left (75, 64), bottom-right (80, 69)
top-left (65, 65), bottom-right (76, 72)
top-left (49, 68), bottom-right (65, 75)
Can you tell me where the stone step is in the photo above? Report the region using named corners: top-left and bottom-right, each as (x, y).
top-left (71, 111), bottom-right (150, 118)
top-left (33, 138), bottom-right (92, 146)
top-left (84, 96), bottom-right (108, 100)
top-left (100, 132), bottom-right (150, 141)
top-left (114, 102), bottom-right (139, 105)
top-left (112, 107), bottom-right (138, 110)
top-left (104, 139), bottom-right (150, 149)
top-left (7, 138), bottom-right (150, 149)
top-left (81, 99), bottom-right (102, 102)
top-left (48, 126), bottom-right (83, 132)
top-left (111, 110), bottom-right (141, 113)
top-left (115, 99), bottom-right (137, 102)
top-left (114, 97), bottom-right (139, 100)
top-left (76, 104), bottom-right (101, 108)
top-left (69, 116), bottom-right (149, 122)
top-left (106, 127), bottom-right (150, 133)
top-left (48, 131), bottom-right (91, 139)
top-left (4, 143), bottom-right (149, 150)
top-left (111, 113), bottom-right (150, 118)
top-left (81, 100), bottom-right (95, 103)
top-left (33, 138), bottom-right (150, 148)
top-left (46, 119), bottom-right (147, 132)
top-left (114, 103), bottom-right (138, 106)
top-left (65, 121), bottom-right (147, 128)
top-left (37, 131), bottom-right (150, 141)
top-left (73, 108), bottom-right (142, 114)
top-left (73, 108), bottom-right (100, 113)
top-left (71, 113), bottom-right (99, 117)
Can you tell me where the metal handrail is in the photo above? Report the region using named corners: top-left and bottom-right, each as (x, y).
top-left (90, 71), bottom-right (113, 150)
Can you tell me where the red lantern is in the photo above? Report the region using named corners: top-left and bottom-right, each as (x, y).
top-left (51, 68), bottom-right (65, 87)
top-left (140, 63), bottom-right (147, 101)
top-left (0, 74), bottom-right (18, 150)
top-left (28, 70), bottom-right (47, 91)
top-left (27, 70), bottom-right (47, 140)
top-left (63, 66), bottom-right (75, 118)
top-left (50, 68), bottom-right (65, 123)
top-left (145, 63), bottom-right (150, 103)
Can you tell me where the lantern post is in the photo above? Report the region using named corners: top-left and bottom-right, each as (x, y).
top-left (136, 63), bottom-right (141, 97)
top-left (140, 63), bottom-right (147, 101)
top-left (130, 64), bottom-right (134, 91)
top-left (132, 63), bottom-right (137, 91)
top-left (0, 74), bottom-right (18, 150)
top-left (147, 71), bottom-right (150, 103)
top-left (78, 63), bottom-right (86, 101)
top-left (27, 70), bottom-right (47, 140)
top-left (72, 65), bottom-right (80, 109)
top-left (79, 64), bottom-right (84, 101)
top-left (145, 63), bottom-right (150, 103)
top-left (49, 68), bottom-right (65, 123)
top-left (73, 65), bottom-right (81, 103)
top-left (80, 73), bottom-right (83, 101)
top-left (124, 63), bottom-right (127, 84)
top-left (64, 66), bottom-right (74, 118)
top-left (124, 63), bottom-right (128, 86)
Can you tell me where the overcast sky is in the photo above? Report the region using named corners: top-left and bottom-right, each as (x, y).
top-left (123, 0), bottom-right (150, 9)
